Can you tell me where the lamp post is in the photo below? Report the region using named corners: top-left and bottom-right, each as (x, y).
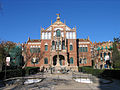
top-left (50, 46), bottom-right (53, 74)
top-left (21, 43), bottom-right (25, 85)
top-left (5, 58), bottom-right (6, 80)
top-left (82, 52), bottom-right (84, 67)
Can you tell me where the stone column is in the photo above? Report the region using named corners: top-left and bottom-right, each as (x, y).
top-left (65, 55), bottom-right (68, 66)
top-left (56, 38), bottom-right (60, 66)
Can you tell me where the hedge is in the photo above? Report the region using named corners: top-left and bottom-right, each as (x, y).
top-left (0, 67), bottom-right (40, 80)
top-left (78, 66), bottom-right (120, 79)
top-left (101, 70), bottom-right (120, 79)
top-left (0, 69), bottom-right (25, 80)
top-left (24, 67), bottom-right (40, 76)
top-left (78, 67), bottom-right (105, 77)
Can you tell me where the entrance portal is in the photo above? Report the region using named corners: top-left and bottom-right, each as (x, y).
top-left (53, 55), bottom-right (65, 66)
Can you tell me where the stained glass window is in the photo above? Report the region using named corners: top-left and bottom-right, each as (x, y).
top-left (70, 45), bottom-right (73, 51)
top-left (44, 58), bottom-right (48, 64)
top-left (45, 45), bottom-right (48, 51)
top-left (79, 47), bottom-right (82, 52)
top-left (30, 48), bottom-right (40, 53)
top-left (70, 57), bottom-right (73, 64)
top-left (83, 47), bottom-right (85, 52)
top-left (52, 41), bottom-right (55, 50)
top-left (85, 47), bottom-right (88, 52)
top-left (56, 29), bottom-right (61, 37)
top-left (60, 60), bottom-right (62, 65)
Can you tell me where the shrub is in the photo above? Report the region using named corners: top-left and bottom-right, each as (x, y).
top-left (0, 67), bottom-right (40, 80)
top-left (78, 67), bottom-right (120, 79)
top-left (0, 69), bottom-right (25, 80)
top-left (101, 69), bottom-right (120, 79)
top-left (78, 66), bottom-right (105, 77)
top-left (24, 67), bottom-right (40, 75)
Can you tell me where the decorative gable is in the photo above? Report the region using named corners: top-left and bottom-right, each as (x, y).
top-left (66, 26), bottom-right (71, 31)
top-left (46, 26), bottom-right (52, 31)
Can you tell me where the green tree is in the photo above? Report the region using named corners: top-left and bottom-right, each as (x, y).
top-left (9, 46), bottom-right (23, 67)
top-left (22, 44), bottom-right (45, 69)
top-left (112, 41), bottom-right (120, 68)
top-left (0, 46), bottom-right (6, 71)
top-left (0, 41), bottom-right (15, 70)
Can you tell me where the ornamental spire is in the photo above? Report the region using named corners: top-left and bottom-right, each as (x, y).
top-left (28, 37), bottom-right (30, 41)
top-left (87, 36), bottom-right (89, 40)
top-left (56, 13), bottom-right (60, 21)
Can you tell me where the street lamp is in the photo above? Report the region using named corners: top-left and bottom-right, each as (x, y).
top-left (50, 45), bottom-right (53, 74)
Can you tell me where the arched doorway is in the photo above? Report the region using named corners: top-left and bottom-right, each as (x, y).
top-left (53, 55), bottom-right (65, 66)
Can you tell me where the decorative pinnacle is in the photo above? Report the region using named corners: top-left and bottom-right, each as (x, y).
top-left (28, 37), bottom-right (30, 41)
top-left (87, 36), bottom-right (89, 40)
top-left (56, 13), bottom-right (60, 20)
top-left (51, 20), bottom-right (52, 24)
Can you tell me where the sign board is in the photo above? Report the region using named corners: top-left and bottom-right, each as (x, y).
top-left (105, 55), bottom-right (110, 61)
top-left (32, 57), bottom-right (36, 63)
top-left (6, 57), bottom-right (10, 66)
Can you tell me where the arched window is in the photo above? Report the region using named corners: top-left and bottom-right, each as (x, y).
top-left (44, 58), bottom-right (48, 64)
top-left (30, 48), bottom-right (40, 53)
top-left (83, 47), bottom-right (85, 52)
top-left (85, 47), bottom-right (88, 52)
top-left (59, 41), bottom-right (61, 50)
top-left (62, 41), bottom-right (65, 50)
top-left (52, 41), bottom-right (55, 50)
top-left (45, 45), bottom-right (48, 51)
top-left (83, 58), bottom-right (87, 64)
top-left (56, 29), bottom-right (61, 37)
top-left (70, 45), bottom-right (73, 51)
top-left (80, 58), bottom-right (82, 64)
top-left (79, 47), bottom-right (82, 52)
top-left (60, 60), bottom-right (62, 65)
top-left (70, 57), bottom-right (73, 64)
top-left (56, 42), bottom-right (57, 50)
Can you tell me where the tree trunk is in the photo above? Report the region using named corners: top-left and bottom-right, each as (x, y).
top-left (0, 63), bottom-right (2, 71)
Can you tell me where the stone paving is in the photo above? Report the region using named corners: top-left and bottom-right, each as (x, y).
top-left (1, 72), bottom-right (120, 90)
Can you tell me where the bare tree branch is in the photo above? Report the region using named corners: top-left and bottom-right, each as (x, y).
top-left (22, 44), bottom-right (45, 69)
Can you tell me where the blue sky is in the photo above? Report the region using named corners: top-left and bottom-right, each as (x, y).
top-left (0, 0), bottom-right (120, 43)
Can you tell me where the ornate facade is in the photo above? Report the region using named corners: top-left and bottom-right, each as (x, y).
top-left (93, 41), bottom-right (113, 69)
top-left (23, 14), bottom-right (92, 71)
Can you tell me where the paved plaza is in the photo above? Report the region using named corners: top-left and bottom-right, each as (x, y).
top-left (1, 72), bottom-right (120, 90)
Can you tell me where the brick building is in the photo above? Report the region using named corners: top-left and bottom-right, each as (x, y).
top-left (23, 14), bottom-right (92, 71)
top-left (77, 38), bottom-right (92, 67)
top-left (93, 41), bottom-right (113, 69)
